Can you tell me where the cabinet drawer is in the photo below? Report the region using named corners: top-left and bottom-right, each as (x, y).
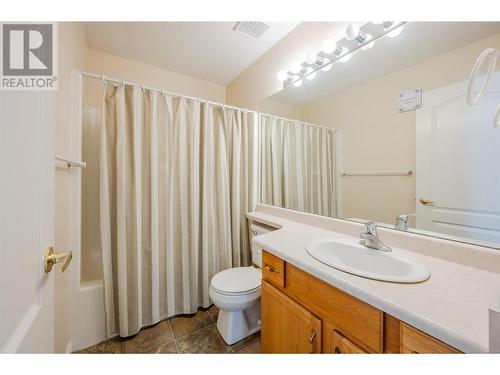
top-left (285, 264), bottom-right (383, 352)
top-left (262, 250), bottom-right (285, 288)
top-left (401, 323), bottom-right (460, 354)
top-left (330, 330), bottom-right (367, 354)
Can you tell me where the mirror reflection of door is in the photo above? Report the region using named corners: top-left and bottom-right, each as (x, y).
top-left (416, 73), bottom-right (500, 246)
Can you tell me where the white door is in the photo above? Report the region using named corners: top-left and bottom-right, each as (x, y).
top-left (0, 90), bottom-right (55, 352)
top-left (416, 73), bottom-right (500, 246)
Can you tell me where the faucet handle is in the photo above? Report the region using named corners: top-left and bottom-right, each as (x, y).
top-left (396, 214), bottom-right (408, 222)
top-left (395, 214), bottom-right (409, 231)
top-left (360, 221), bottom-right (392, 252)
top-left (363, 221), bottom-right (377, 234)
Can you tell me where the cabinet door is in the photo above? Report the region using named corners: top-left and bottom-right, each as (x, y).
top-left (261, 281), bottom-right (321, 353)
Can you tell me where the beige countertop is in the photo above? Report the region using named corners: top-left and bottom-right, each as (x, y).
top-left (248, 211), bottom-right (500, 353)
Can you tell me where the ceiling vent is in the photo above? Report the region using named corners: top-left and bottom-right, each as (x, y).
top-left (234, 22), bottom-right (270, 39)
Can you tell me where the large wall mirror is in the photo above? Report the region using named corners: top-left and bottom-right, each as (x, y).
top-left (258, 22), bottom-right (500, 249)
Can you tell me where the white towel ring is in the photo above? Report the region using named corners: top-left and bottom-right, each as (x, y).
top-left (466, 48), bottom-right (498, 106)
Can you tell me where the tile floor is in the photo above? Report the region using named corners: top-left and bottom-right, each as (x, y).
top-left (75, 305), bottom-right (261, 354)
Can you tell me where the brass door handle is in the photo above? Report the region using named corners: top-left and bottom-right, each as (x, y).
top-left (263, 264), bottom-right (280, 273)
top-left (44, 246), bottom-right (73, 273)
top-left (419, 197), bottom-right (434, 205)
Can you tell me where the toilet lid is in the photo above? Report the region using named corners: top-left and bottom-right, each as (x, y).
top-left (211, 267), bottom-right (261, 294)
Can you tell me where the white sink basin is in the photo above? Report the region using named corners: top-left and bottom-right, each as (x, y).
top-left (305, 238), bottom-right (430, 283)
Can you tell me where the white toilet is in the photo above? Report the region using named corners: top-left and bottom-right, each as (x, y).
top-left (209, 223), bottom-right (274, 345)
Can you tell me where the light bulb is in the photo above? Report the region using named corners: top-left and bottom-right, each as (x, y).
top-left (290, 62), bottom-right (302, 74)
top-left (305, 67), bottom-right (316, 80)
top-left (277, 70), bottom-right (288, 82)
top-left (345, 24), bottom-right (360, 41)
top-left (387, 24), bottom-right (404, 38)
top-left (322, 39), bottom-right (336, 54)
top-left (338, 47), bottom-right (351, 63)
top-left (306, 52), bottom-right (318, 65)
top-left (361, 34), bottom-right (374, 51)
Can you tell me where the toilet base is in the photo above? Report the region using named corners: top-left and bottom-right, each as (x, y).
top-left (215, 300), bottom-right (261, 345)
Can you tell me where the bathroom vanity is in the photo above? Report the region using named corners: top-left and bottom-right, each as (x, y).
top-left (249, 205), bottom-right (500, 354)
top-left (261, 250), bottom-right (459, 353)
top-left (256, 24), bottom-right (500, 355)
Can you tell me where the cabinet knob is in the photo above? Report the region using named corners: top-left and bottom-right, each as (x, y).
top-left (334, 346), bottom-right (341, 354)
top-left (264, 264), bottom-right (280, 273)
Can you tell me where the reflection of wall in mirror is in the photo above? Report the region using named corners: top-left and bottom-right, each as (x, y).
top-left (299, 32), bottom-right (500, 225)
top-left (258, 97), bottom-right (302, 120)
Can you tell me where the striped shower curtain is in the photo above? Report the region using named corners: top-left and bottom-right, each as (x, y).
top-left (99, 82), bottom-right (258, 337)
top-left (259, 113), bottom-right (337, 217)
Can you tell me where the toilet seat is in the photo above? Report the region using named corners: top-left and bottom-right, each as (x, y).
top-left (211, 284), bottom-right (261, 296)
top-left (210, 266), bottom-right (261, 296)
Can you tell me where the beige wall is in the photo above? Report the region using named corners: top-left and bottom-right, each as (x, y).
top-left (300, 33), bottom-right (500, 224)
top-left (226, 22), bottom-right (349, 110)
top-left (85, 49), bottom-right (225, 106)
top-left (54, 22), bottom-right (88, 353)
top-left (257, 97), bottom-right (302, 119)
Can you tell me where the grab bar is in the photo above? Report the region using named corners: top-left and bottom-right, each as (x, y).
top-left (341, 169), bottom-right (412, 176)
top-left (55, 156), bottom-right (86, 168)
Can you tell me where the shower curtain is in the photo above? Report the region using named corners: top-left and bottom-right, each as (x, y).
top-left (99, 82), bottom-right (258, 337)
top-left (259, 113), bottom-right (337, 217)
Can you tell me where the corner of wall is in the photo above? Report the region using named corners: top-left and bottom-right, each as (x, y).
top-left (54, 21), bottom-right (89, 353)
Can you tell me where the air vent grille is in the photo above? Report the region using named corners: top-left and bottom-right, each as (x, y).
top-left (234, 22), bottom-right (270, 39)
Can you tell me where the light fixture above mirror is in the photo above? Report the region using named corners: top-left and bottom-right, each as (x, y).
top-left (276, 21), bottom-right (407, 87)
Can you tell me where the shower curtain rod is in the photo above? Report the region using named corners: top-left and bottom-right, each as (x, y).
top-left (76, 69), bottom-right (335, 134)
top-left (76, 70), bottom-right (257, 113)
top-left (260, 113), bottom-right (339, 134)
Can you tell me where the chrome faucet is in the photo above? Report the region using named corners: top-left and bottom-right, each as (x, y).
top-left (394, 214), bottom-right (409, 231)
top-left (360, 222), bottom-right (392, 252)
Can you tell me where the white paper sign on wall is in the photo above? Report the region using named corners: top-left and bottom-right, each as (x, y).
top-left (398, 89), bottom-right (422, 113)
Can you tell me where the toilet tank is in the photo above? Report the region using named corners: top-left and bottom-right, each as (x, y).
top-left (250, 223), bottom-right (275, 268)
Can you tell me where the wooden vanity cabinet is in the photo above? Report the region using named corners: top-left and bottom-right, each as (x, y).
top-left (261, 251), bottom-right (285, 288)
top-left (261, 281), bottom-right (322, 353)
top-left (260, 250), bottom-right (462, 354)
top-left (285, 263), bottom-right (383, 352)
top-left (400, 323), bottom-right (460, 354)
